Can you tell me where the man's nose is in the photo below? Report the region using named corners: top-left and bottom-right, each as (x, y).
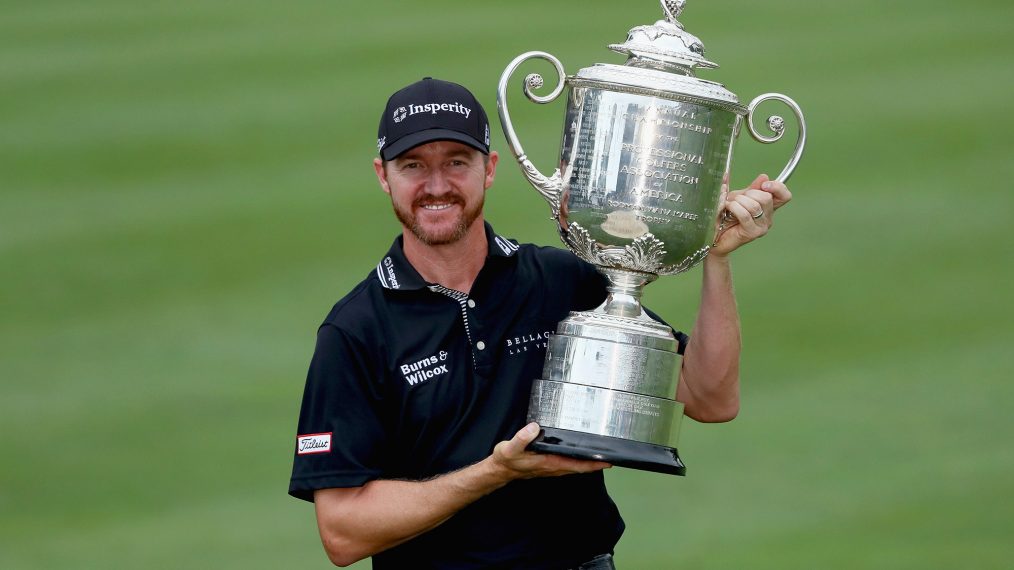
top-left (423, 169), bottom-right (452, 195)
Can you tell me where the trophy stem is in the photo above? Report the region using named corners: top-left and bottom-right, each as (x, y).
top-left (598, 267), bottom-right (657, 319)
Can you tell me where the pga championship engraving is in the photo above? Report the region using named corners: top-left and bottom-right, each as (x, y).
top-left (497, 0), bottom-right (806, 474)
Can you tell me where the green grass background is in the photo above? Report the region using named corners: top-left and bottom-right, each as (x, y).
top-left (3, 0), bottom-right (1013, 568)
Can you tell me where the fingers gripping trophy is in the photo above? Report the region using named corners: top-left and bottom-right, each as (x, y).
top-left (497, 0), bottom-right (807, 475)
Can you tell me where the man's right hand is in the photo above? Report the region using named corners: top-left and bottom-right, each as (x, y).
top-left (490, 422), bottom-right (612, 480)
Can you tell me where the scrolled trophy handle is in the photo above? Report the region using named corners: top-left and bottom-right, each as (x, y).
top-left (715, 93), bottom-right (806, 243)
top-left (745, 93), bottom-right (807, 183)
top-left (497, 51), bottom-right (567, 218)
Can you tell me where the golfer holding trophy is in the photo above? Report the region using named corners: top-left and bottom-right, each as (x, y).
top-left (294, 1), bottom-right (805, 568)
top-left (498, 0), bottom-right (806, 474)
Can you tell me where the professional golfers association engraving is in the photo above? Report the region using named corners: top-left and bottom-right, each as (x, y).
top-left (497, 0), bottom-right (807, 474)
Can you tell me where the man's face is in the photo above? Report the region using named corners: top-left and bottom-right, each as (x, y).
top-left (374, 141), bottom-right (498, 246)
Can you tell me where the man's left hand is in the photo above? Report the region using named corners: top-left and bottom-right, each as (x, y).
top-left (710, 173), bottom-right (792, 257)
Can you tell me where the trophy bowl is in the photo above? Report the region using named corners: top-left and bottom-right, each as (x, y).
top-left (497, 0), bottom-right (806, 474)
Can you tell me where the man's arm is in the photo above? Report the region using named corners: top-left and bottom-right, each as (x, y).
top-left (314, 422), bottom-right (609, 567)
top-left (676, 174), bottom-right (792, 422)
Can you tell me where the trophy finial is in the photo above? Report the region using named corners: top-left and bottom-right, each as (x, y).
top-left (661, 0), bottom-right (686, 23)
top-left (610, 0), bottom-right (715, 72)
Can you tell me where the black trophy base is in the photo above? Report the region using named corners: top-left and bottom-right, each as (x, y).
top-left (528, 426), bottom-right (686, 476)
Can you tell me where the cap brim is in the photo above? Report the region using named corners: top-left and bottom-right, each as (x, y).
top-left (381, 129), bottom-right (488, 161)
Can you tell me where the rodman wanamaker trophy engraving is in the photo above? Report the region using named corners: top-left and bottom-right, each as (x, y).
top-left (497, 0), bottom-right (807, 474)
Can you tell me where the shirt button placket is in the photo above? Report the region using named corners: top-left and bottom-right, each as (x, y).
top-left (466, 298), bottom-right (482, 351)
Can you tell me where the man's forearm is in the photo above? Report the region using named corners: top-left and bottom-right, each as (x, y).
top-left (677, 254), bottom-right (741, 422)
top-left (315, 456), bottom-right (512, 566)
top-left (314, 422), bottom-right (610, 566)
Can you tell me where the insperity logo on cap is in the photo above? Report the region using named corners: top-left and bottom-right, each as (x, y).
top-left (377, 77), bottom-right (490, 161)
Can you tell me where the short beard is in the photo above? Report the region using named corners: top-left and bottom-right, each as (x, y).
top-left (392, 193), bottom-right (484, 246)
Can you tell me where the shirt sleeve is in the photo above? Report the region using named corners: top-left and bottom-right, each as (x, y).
top-left (288, 323), bottom-right (391, 502)
top-left (571, 254), bottom-right (611, 311)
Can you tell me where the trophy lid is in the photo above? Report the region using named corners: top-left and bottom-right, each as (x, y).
top-left (572, 0), bottom-right (743, 111)
top-left (607, 0), bottom-right (717, 73)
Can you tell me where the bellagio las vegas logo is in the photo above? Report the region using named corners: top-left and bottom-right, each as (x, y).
top-left (506, 330), bottom-right (553, 356)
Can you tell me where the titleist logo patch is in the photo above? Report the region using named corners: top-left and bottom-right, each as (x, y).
top-left (297, 432), bottom-right (332, 455)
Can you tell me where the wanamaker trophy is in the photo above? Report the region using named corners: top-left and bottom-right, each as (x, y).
top-left (497, 0), bottom-right (807, 475)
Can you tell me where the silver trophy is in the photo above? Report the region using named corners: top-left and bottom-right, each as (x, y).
top-left (497, 0), bottom-right (806, 474)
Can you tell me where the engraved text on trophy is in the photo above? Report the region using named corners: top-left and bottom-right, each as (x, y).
top-left (559, 88), bottom-right (737, 267)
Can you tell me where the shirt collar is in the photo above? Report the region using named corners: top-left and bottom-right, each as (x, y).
top-left (374, 222), bottom-right (519, 291)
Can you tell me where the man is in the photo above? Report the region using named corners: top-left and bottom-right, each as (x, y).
top-left (289, 77), bottom-right (791, 569)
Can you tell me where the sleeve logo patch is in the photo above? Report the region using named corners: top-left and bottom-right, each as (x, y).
top-left (296, 432), bottom-right (332, 455)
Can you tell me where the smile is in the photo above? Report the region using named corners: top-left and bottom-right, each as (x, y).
top-left (421, 203), bottom-right (455, 210)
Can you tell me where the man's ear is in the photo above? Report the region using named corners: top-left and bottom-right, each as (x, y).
top-left (373, 157), bottom-right (391, 195)
top-left (484, 151), bottom-right (499, 190)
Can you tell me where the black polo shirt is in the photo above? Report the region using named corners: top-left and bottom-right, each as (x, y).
top-left (289, 223), bottom-right (684, 569)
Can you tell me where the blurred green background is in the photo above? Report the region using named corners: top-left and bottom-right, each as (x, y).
top-left (3, 0), bottom-right (1013, 568)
